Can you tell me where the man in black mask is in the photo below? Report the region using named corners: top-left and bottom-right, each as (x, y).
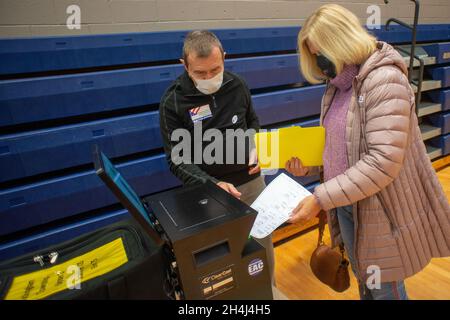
top-left (159, 30), bottom-right (276, 287)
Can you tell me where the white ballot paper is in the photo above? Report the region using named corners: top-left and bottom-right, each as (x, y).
top-left (250, 173), bottom-right (312, 239)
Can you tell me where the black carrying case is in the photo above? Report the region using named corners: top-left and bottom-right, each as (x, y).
top-left (0, 219), bottom-right (170, 300)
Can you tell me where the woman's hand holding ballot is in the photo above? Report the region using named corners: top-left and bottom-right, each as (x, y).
top-left (285, 157), bottom-right (321, 224)
top-left (289, 195), bottom-right (322, 224)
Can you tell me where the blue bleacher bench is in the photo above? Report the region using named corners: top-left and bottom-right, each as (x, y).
top-left (0, 54), bottom-right (305, 128)
top-left (429, 133), bottom-right (450, 156)
top-left (429, 88), bottom-right (450, 111)
top-left (422, 42), bottom-right (450, 65)
top-left (1, 24), bottom-right (450, 260)
top-left (428, 111), bottom-right (450, 135)
top-left (429, 65), bottom-right (450, 88)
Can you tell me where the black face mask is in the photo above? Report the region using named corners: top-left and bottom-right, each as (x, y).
top-left (316, 54), bottom-right (336, 79)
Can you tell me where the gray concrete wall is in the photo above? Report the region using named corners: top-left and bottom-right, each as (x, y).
top-left (0, 0), bottom-right (449, 37)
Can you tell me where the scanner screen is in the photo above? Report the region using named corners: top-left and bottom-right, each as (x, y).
top-left (101, 153), bottom-right (151, 224)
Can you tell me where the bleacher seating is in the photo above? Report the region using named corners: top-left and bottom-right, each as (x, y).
top-left (1, 24), bottom-right (450, 260)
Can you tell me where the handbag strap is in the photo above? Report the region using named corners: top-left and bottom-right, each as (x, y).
top-left (317, 170), bottom-right (346, 259)
top-left (317, 169), bottom-right (326, 247)
top-left (317, 209), bottom-right (326, 247)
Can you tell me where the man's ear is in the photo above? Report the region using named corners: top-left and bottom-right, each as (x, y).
top-left (180, 59), bottom-right (188, 71)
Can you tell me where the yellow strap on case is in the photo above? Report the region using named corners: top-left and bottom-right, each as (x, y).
top-left (5, 237), bottom-right (128, 300)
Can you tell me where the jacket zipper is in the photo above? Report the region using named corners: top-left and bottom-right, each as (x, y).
top-left (353, 203), bottom-right (367, 295)
top-left (356, 87), bottom-right (399, 260)
top-left (353, 88), bottom-right (398, 290)
top-left (352, 88), bottom-right (364, 284)
top-left (210, 78), bottom-right (233, 109)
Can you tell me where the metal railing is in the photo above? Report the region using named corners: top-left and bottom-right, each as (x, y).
top-left (384, 0), bottom-right (422, 115)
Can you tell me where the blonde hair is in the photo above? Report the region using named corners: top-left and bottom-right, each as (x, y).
top-left (298, 4), bottom-right (377, 84)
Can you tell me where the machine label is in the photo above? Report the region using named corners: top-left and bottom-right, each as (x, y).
top-left (199, 265), bottom-right (234, 299)
top-left (248, 258), bottom-right (264, 276)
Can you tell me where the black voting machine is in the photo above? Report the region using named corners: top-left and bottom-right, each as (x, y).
top-left (93, 146), bottom-right (273, 300)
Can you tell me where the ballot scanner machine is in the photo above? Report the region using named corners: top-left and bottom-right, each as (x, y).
top-left (93, 146), bottom-right (273, 300)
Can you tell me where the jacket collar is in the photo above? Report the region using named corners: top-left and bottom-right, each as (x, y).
top-left (322, 41), bottom-right (408, 121)
top-left (354, 41), bottom-right (408, 91)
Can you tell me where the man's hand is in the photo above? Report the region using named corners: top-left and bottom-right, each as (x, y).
top-left (285, 157), bottom-right (309, 177)
top-left (248, 148), bottom-right (261, 175)
top-left (217, 181), bottom-right (242, 199)
top-left (288, 195), bottom-right (322, 224)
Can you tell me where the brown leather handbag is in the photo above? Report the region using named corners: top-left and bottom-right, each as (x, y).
top-left (310, 210), bottom-right (350, 292)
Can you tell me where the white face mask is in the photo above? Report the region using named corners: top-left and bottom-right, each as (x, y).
top-left (193, 71), bottom-right (224, 95)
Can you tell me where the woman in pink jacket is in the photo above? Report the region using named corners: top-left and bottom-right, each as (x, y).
top-left (286, 4), bottom-right (450, 300)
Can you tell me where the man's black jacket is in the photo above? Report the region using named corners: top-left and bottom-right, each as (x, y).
top-left (159, 70), bottom-right (261, 186)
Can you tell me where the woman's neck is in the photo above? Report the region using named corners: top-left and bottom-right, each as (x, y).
top-left (330, 64), bottom-right (359, 91)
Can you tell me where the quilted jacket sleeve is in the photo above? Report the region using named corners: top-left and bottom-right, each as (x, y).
top-left (314, 65), bottom-right (413, 211)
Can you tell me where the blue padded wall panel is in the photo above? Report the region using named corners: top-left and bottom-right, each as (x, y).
top-left (0, 154), bottom-right (180, 236)
top-left (422, 42), bottom-right (450, 64)
top-left (226, 54), bottom-right (304, 89)
top-left (0, 209), bottom-right (129, 261)
top-left (0, 111), bottom-right (324, 236)
top-left (2, 25), bottom-right (450, 75)
top-left (3, 23), bottom-right (450, 259)
top-left (429, 133), bottom-right (450, 156)
top-left (371, 24), bottom-right (450, 44)
top-left (0, 27), bottom-right (299, 75)
top-left (0, 86), bottom-right (322, 183)
top-left (0, 112), bottom-right (161, 183)
top-left (428, 111), bottom-right (450, 135)
top-left (253, 85), bottom-right (325, 126)
top-left (429, 89), bottom-right (450, 111)
top-left (0, 33), bottom-right (169, 75)
top-left (0, 65), bottom-right (182, 127)
top-left (1, 55), bottom-right (303, 127)
top-left (429, 65), bottom-right (450, 88)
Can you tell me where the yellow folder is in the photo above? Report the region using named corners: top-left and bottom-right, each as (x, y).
top-left (255, 126), bottom-right (325, 169)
